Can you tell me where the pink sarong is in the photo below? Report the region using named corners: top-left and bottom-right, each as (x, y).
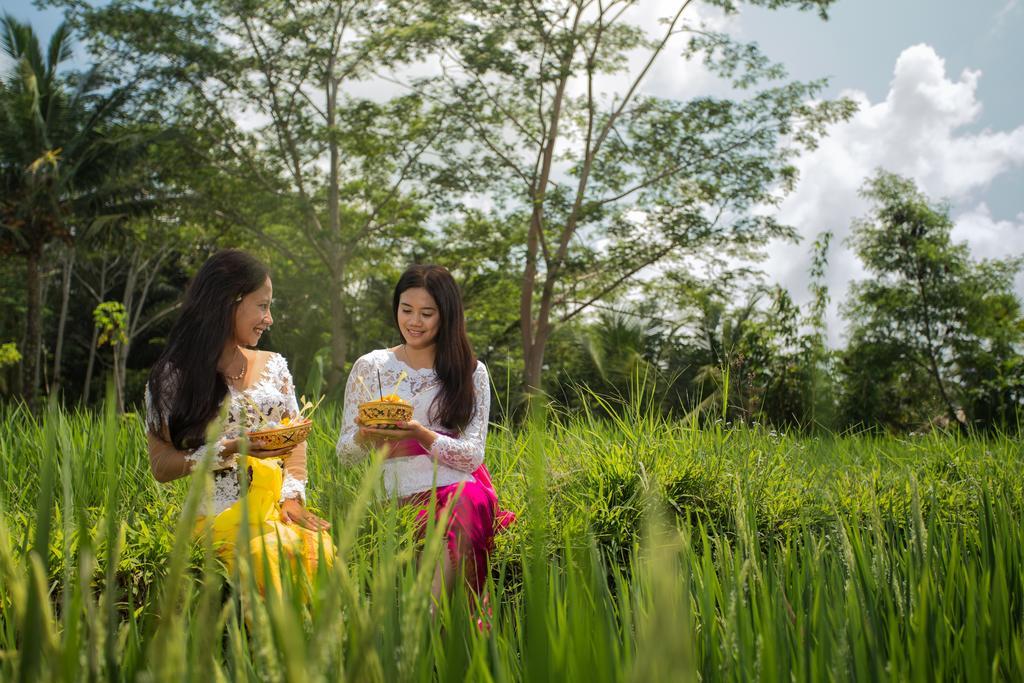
top-left (395, 434), bottom-right (515, 593)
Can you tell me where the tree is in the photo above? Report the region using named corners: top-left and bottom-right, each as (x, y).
top-left (0, 16), bottom-right (154, 405)
top-left (552, 309), bottom-right (662, 412)
top-left (78, 225), bottom-right (185, 409)
top-left (649, 245), bottom-right (839, 429)
top-left (842, 171), bottom-right (1024, 430)
top-left (802, 230), bottom-right (836, 428)
top-left (1, 17), bottom-right (80, 405)
top-left (63, 0), bottom-right (448, 390)
top-left (678, 282), bottom-right (771, 423)
top-left (429, 0), bottom-right (856, 395)
top-left (92, 300), bottom-right (127, 411)
top-left (75, 238), bottom-right (123, 405)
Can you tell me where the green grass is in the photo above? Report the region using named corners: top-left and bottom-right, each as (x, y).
top-left (1, 397), bottom-right (1022, 681)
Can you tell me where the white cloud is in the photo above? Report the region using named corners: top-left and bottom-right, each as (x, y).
top-left (953, 203), bottom-right (1024, 259)
top-left (760, 44), bottom-right (1024, 344)
top-left (952, 203), bottom-right (1024, 289)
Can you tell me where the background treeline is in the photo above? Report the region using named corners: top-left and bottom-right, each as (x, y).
top-left (2, 1), bottom-right (1022, 432)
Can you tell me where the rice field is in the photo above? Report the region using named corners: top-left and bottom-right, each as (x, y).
top-left (1, 397), bottom-right (1022, 681)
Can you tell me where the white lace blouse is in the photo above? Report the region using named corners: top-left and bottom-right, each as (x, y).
top-left (335, 349), bottom-right (491, 498)
top-left (144, 352), bottom-right (308, 515)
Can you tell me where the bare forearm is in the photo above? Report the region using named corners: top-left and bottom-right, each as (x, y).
top-left (148, 433), bottom-right (194, 483)
top-left (147, 432), bottom-right (236, 483)
top-left (282, 441), bottom-right (308, 481)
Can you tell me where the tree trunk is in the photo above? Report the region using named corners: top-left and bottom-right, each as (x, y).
top-left (522, 332), bottom-right (548, 396)
top-left (83, 325), bottom-right (100, 405)
top-left (52, 247), bottom-right (76, 396)
top-left (925, 347), bottom-right (962, 427)
top-left (914, 266), bottom-right (964, 428)
top-left (22, 247), bottom-right (43, 407)
top-left (324, 60), bottom-right (346, 393)
top-left (327, 275), bottom-right (349, 392)
top-left (522, 262), bottom-right (560, 397)
top-left (82, 250), bottom-right (113, 406)
top-left (113, 344), bottom-right (125, 414)
top-left (118, 253), bottom-right (140, 415)
top-left (115, 338), bottom-right (129, 415)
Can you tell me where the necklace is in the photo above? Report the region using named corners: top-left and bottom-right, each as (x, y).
top-left (400, 343), bottom-right (417, 368)
top-left (400, 343), bottom-right (433, 371)
top-left (224, 347), bottom-right (246, 382)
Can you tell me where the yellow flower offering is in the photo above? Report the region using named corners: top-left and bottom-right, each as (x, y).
top-left (358, 396), bottom-right (413, 429)
top-left (242, 393), bottom-right (323, 453)
top-left (358, 373), bottom-right (413, 429)
top-left (247, 419), bottom-right (313, 451)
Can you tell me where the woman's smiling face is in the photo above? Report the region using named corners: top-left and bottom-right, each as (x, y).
top-left (397, 287), bottom-right (440, 349)
top-left (233, 277), bottom-right (274, 347)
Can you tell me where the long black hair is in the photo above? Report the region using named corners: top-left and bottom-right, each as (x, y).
top-left (393, 264), bottom-right (477, 431)
top-left (147, 249), bottom-right (270, 450)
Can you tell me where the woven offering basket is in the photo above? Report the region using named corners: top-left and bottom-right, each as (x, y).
top-left (358, 399), bottom-right (413, 429)
top-left (247, 419), bottom-right (313, 450)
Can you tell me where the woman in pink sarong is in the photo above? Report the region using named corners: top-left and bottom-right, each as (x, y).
top-left (335, 264), bottom-right (514, 598)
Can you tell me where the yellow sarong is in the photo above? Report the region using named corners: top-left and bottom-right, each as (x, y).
top-left (194, 456), bottom-right (335, 595)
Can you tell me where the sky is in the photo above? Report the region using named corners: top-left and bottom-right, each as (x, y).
top-left (4, 0), bottom-right (1024, 343)
top-left (736, 0), bottom-right (1024, 341)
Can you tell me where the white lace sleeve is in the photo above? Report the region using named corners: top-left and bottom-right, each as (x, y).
top-left (336, 355), bottom-right (375, 465)
top-left (267, 353), bottom-right (308, 501)
top-left (280, 472), bottom-right (307, 502)
top-left (184, 439), bottom-right (229, 468)
top-left (428, 362), bottom-right (490, 473)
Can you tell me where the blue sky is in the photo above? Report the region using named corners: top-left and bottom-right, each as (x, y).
top-left (734, 0), bottom-right (1024, 336)
top-left (740, 0), bottom-right (1023, 217)
top-left (5, 0), bottom-right (1023, 339)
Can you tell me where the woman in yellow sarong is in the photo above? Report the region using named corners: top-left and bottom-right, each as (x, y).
top-left (144, 249), bottom-right (333, 594)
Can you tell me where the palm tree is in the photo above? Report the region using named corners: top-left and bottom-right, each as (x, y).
top-left (577, 311), bottom-right (659, 394)
top-left (683, 287), bottom-right (768, 423)
top-left (1, 16), bottom-right (153, 405)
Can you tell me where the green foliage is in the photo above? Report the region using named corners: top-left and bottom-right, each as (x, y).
top-left (841, 172), bottom-right (1024, 430)
top-left (92, 301), bottom-right (127, 348)
top-left (545, 266), bottom-right (840, 431)
top-left (58, 0), bottom-right (449, 390)
top-left (0, 11), bottom-right (1019, 435)
top-left (423, 0), bottom-right (858, 392)
top-left (1, 403), bottom-right (1023, 680)
top-left (0, 342), bottom-right (20, 367)
top-left (0, 15), bottom-right (164, 404)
